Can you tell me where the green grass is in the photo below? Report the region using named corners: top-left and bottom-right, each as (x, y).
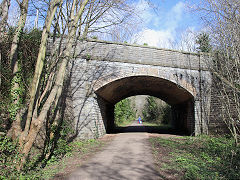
top-left (1, 139), bottom-right (104, 180)
top-left (115, 118), bottom-right (134, 127)
top-left (142, 121), bottom-right (171, 128)
top-left (37, 139), bottom-right (103, 179)
top-left (150, 135), bottom-right (240, 180)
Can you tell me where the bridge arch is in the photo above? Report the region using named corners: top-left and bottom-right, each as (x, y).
top-left (95, 75), bottom-right (195, 135)
top-left (69, 41), bottom-right (212, 138)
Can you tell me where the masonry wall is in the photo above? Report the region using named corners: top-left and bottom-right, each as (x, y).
top-left (69, 61), bottom-right (212, 138)
top-left (208, 75), bottom-right (238, 134)
top-left (57, 39), bottom-right (214, 139)
top-left (209, 83), bottom-right (227, 134)
top-left (50, 39), bottom-right (209, 70)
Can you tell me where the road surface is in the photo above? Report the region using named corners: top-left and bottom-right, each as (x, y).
top-left (68, 121), bottom-right (161, 180)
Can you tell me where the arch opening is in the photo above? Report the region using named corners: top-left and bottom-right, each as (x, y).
top-left (95, 76), bottom-right (195, 135)
top-left (114, 95), bottom-right (175, 134)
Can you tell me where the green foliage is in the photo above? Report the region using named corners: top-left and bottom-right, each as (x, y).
top-left (19, 29), bottom-right (42, 77)
top-left (0, 137), bottom-right (102, 179)
top-left (42, 117), bottom-right (75, 166)
top-left (51, 123), bottom-right (74, 159)
top-left (143, 96), bottom-right (159, 122)
top-left (71, 139), bottom-right (100, 154)
top-left (150, 135), bottom-right (240, 179)
top-left (0, 28), bottom-right (42, 129)
top-left (0, 26), bottom-right (70, 177)
top-left (0, 29), bottom-right (42, 176)
top-left (142, 96), bottom-right (171, 125)
top-left (49, 139), bottom-right (72, 163)
top-left (0, 136), bottom-right (21, 179)
top-left (196, 32), bottom-right (212, 53)
top-left (86, 53), bottom-right (91, 60)
top-left (161, 105), bottom-right (171, 124)
top-left (26, 139), bottom-right (102, 179)
top-left (0, 114), bottom-right (99, 179)
top-left (91, 36), bottom-right (98, 40)
top-left (143, 43), bottom-right (148, 46)
top-left (9, 66), bottom-right (25, 121)
top-left (114, 98), bottom-right (136, 126)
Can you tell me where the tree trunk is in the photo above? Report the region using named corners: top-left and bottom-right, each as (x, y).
top-left (9, 0), bottom-right (28, 72)
top-left (0, 0), bottom-right (10, 88)
top-left (7, 0), bottom-right (29, 139)
top-left (19, 0), bottom-right (89, 168)
top-left (20, 0), bottom-right (62, 146)
top-left (0, 0), bottom-right (10, 33)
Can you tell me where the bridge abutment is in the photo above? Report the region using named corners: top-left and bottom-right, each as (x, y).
top-left (65, 40), bottom-right (212, 139)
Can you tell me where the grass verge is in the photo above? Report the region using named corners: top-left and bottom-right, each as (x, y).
top-left (115, 119), bottom-right (134, 127)
top-left (142, 121), bottom-right (171, 128)
top-left (150, 135), bottom-right (240, 179)
top-left (18, 135), bottom-right (114, 179)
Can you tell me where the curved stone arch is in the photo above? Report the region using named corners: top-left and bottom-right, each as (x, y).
top-left (93, 75), bottom-right (196, 135)
top-left (69, 43), bottom-right (212, 138)
top-left (64, 40), bottom-right (214, 139)
top-left (93, 74), bottom-right (197, 102)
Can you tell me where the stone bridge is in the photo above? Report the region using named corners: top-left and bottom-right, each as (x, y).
top-left (63, 39), bottom-right (212, 139)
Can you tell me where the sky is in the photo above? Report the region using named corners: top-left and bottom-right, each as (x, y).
top-left (5, 0), bottom-right (203, 51)
top-left (130, 0), bottom-right (203, 50)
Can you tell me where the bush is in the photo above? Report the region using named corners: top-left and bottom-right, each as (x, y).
top-left (0, 28), bottom-right (42, 131)
top-left (160, 105), bottom-right (171, 124)
top-left (142, 96), bottom-right (171, 125)
top-left (0, 136), bottom-right (21, 179)
top-left (142, 96), bottom-right (159, 122)
top-left (114, 98), bottom-right (136, 126)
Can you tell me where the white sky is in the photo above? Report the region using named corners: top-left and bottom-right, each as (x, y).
top-left (5, 0), bottom-right (203, 51)
top-left (130, 0), bottom-right (202, 51)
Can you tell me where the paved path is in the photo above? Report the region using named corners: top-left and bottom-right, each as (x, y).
top-left (68, 122), bottom-right (160, 180)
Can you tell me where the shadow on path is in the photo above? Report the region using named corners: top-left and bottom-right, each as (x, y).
top-left (113, 122), bottom-right (186, 135)
top-left (68, 155), bottom-right (162, 180)
top-left (67, 122), bottom-right (162, 180)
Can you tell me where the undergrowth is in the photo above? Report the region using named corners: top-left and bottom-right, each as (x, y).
top-left (0, 136), bottom-right (21, 179)
top-left (114, 98), bottom-right (136, 127)
top-left (28, 139), bottom-right (102, 179)
top-left (150, 135), bottom-right (240, 180)
top-left (142, 96), bottom-right (171, 125)
top-left (0, 135), bottom-right (102, 179)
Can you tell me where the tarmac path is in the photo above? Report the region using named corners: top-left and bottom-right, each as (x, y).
top-left (68, 122), bottom-right (161, 180)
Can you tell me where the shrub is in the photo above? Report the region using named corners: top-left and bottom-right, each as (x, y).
top-left (142, 96), bottom-right (171, 125)
top-left (114, 98), bottom-right (136, 126)
top-left (0, 136), bottom-right (21, 179)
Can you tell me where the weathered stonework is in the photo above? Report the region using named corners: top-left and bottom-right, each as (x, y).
top-left (60, 39), bottom-right (213, 139)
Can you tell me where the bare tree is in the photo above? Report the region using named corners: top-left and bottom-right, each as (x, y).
top-left (9, 0), bottom-right (29, 72)
top-left (6, 0), bottom-right (29, 140)
top-left (0, 0), bottom-right (10, 33)
top-left (17, 0), bottom-right (63, 168)
top-left (0, 0), bottom-right (10, 87)
top-left (194, 0), bottom-right (240, 145)
top-left (16, 0), bottom-right (137, 168)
